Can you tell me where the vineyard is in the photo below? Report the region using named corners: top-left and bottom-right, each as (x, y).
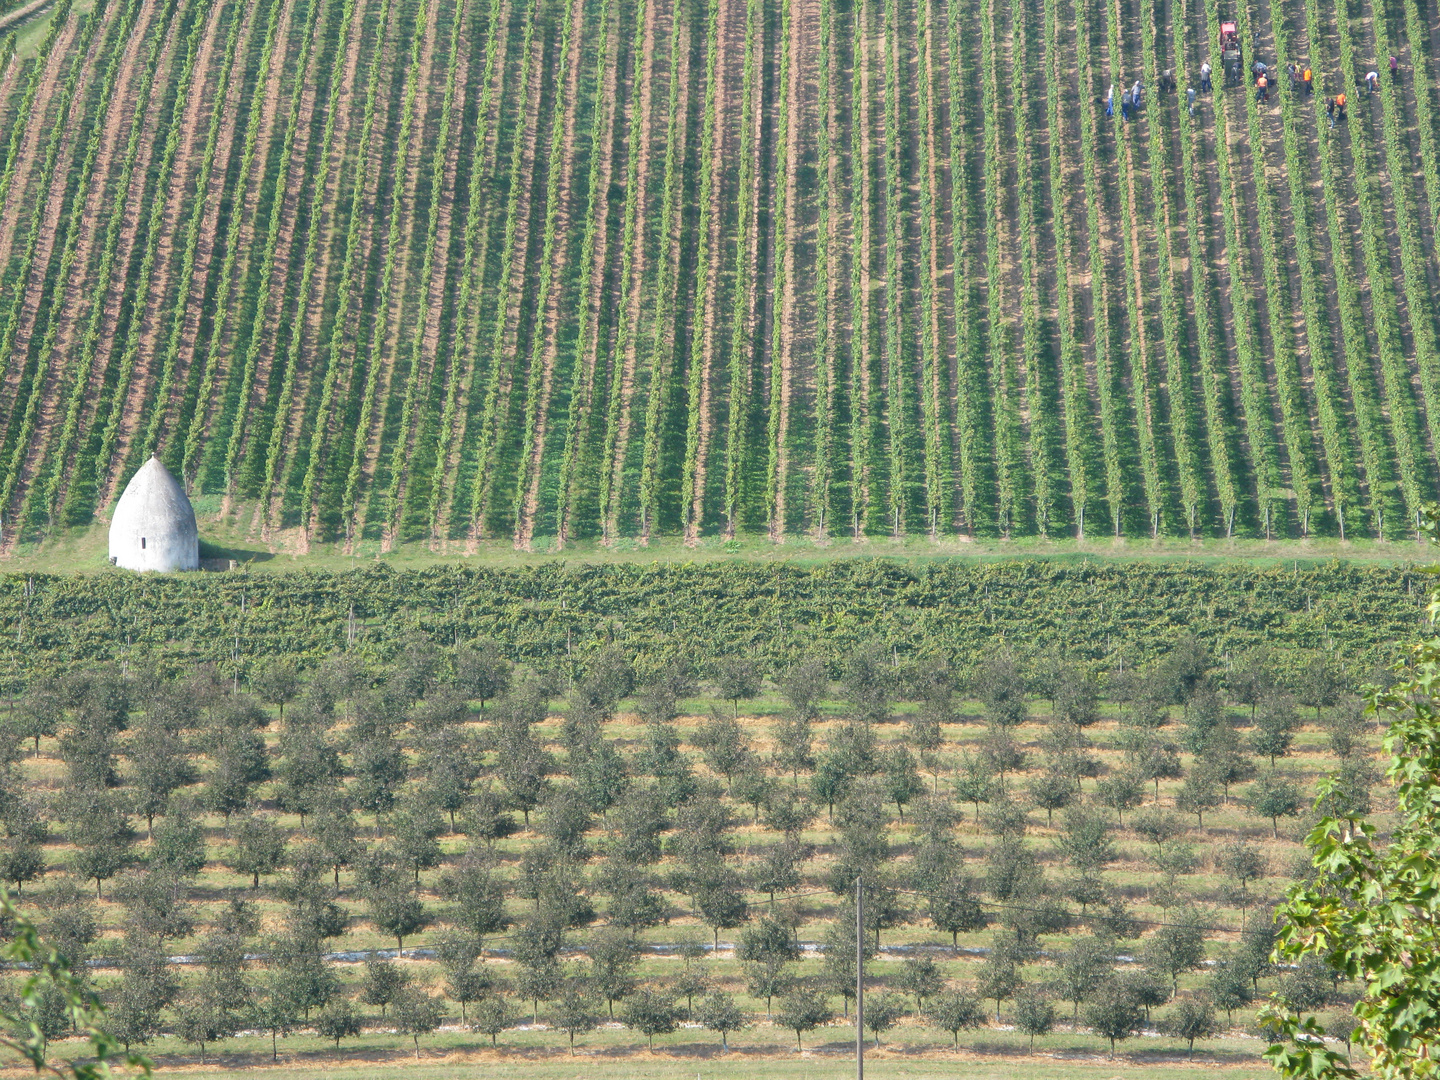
top-left (3, 0), bottom-right (1440, 548)
top-left (0, 558), bottom-right (1427, 688)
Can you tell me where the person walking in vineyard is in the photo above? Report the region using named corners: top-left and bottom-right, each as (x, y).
top-left (1201, 60), bottom-right (1212, 92)
top-left (1106, 83), bottom-right (1114, 117)
top-left (1257, 73), bottom-right (1268, 102)
top-left (1303, 66), bottom-right (1313, 94)
top-left (1121, 88), bottom-right (1132, 122)
top-left (1389, 54), bottom-right (1398, 80)
top-left (1337, 91), bottom-right (1347, 119)
top-left (1188, 85), bottom-right (1196, 115)
top-left (1132, 79), bottom-right (1143, 110)
top-left (1325, 95), bottom-right (1336, 127)
top-left (1287, 63), bottom-right (1298, 92)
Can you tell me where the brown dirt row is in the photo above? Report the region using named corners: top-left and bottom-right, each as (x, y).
top-left (426, 0), bottom-right (516, 546)
top-left (0, 0), bottom-right (54, 32)
top-left (152, 0), bottom-right (268, 462)
top-left (553, 0), bottom-right (625, 547)
top-left (231, 0), bottom-right (341, 527)
top-left (46, 0), bottom-right (198, 514)
top-left (769, 0), bottom-right (809, 539)
top-left (634, 0), bottom-right (694, 542)
top-left (224, 0), bottom-right (338, 528)
top-left (1120, 0), bottom-right (1187, 529)
top-left (204, 0), bottom-right (299, 382)
top-left (514, 0), bottom-right (592, 547)
top-left (0, 3), bottom-right (77, 280)
top-left (7, 0), bottom-right (169, 511)
top-left (1097, 0), bottom-right (1159, 531)
top-left (601, 0), bottom-right (666, 540)
top-left (683, 0), bottom-right (741, 543)
top-left (850, 0), bottom-right (874, 534)
top-left (1051, 0), bottom-right (1111, 529)
top-left (146, 0), bottom-right (302, 510)
top-left (1215, 28), bottom-right (1300, 516)
top-left (1309, 0), bottom-right (1418, 489)
top-left (267, 0), bottom-right (378, 519)
top-left (1177, 0), bottom-right (1256, 501)
top-left (104, 0), bottom-right (231, 491)
top-left (1345, 0), bottom-right (1440, 471)
top-left (352, 0), bottom-right (445, 538)
top-left (1149, 0), bottom-right (1223, 523)
top-left (0, 0), bottom-right (122, 445)
top-left (374, 0), bottom-right (477, 547)
top-left (300, 0), bottom-right (407, 543)
top-left (46, 0), bottom-right (165, 366)
top-left (460, 0), bottom-right (551, 541)
top-left (0, 42), bottom-right (27, 172)
top-left (266, 0), bottom-right (391, 536)
top-left (1014, 0), bottom-right (1055, 517)
top-left (1282, 0), bottom-right (1382, 511)
top-left (1249, 0), bottom-right (1340, 522)
top-left (1385, 0), bottom-right (1440, 292)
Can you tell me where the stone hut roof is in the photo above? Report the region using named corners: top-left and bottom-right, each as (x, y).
top-left (107, 457), bottom-right (199, 572)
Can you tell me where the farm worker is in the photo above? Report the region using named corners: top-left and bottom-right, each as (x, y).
top-left (1303, 66), bottom-right (1313, 93)
top-left (1390, 54), bottom-right (1398, 79)
top-left (1106, 83), bottom-right (1114, 117)
top-left (1121, 88), bottom-right (1132, 121)
top-left (1132, 79), bottom-right (1142, 108)
top-left (1337, 91), bottom-right (1347, 118)
top-left (1187, 86), bottom-right (1196, 115)
top-left (1257, 74), bottom-right (1268, 102)
top-left (1365, 70), bottom-right (1378, 92)
top-left (1201, 60), bottom-right (1212, 91)
top-left (1325, 95), bottom-right (1336, 127)
top-left (1287, 62), bottom-right (1298, 90)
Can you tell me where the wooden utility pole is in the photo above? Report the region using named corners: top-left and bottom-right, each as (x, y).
top-left (856, 875), bottom-right (864, 1080)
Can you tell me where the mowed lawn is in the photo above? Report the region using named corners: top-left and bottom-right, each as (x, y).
top-left (16, 1023), bottom-right (1280, 1079)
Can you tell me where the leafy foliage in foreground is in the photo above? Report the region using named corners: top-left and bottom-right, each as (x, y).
top-left (1268, 507), bottom-right (1440, 1079)
top-left (0, 889), bottom-right (149, 1079)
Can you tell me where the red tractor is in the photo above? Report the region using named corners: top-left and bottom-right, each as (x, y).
top-left (1220, 20), bottom-right (1243, 85)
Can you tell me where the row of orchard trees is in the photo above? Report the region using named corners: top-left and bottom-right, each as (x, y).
top-left (0, 634), bottom-right (1373, 1060)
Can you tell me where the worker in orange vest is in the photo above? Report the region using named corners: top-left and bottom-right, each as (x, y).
top-left (1302, 66), bottom-right (1313, 94)
top-left (1336, 91), bottom-right (1347, 119)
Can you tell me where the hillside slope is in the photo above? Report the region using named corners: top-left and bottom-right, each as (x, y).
top-left (0, 0), bottom-right (1437, 547)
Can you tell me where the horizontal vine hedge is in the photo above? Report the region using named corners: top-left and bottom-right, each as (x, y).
top-left (0, 561), bottom-right (1424, 689)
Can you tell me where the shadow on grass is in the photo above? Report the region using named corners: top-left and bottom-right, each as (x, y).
top-left (138, 1036), bottom-right (1266, 1073)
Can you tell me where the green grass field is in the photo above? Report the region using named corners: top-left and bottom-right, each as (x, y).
top-left (2, 501), bottom-right (1434, 576)
top-left (30, 1025), bottom-right (1279, 1079)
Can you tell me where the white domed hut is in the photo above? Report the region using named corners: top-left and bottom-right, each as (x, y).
top-left (107, 456), bottom-right (199, 572)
